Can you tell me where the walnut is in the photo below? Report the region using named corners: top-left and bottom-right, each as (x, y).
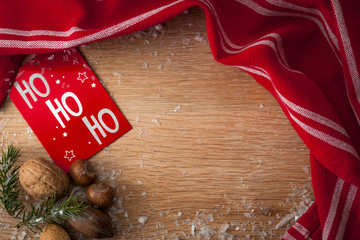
top-left (19, 158), bottom-right (69, 200)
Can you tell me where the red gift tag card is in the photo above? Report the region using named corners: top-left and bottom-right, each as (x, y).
top-left (10, 49), bottom-right (132, 172)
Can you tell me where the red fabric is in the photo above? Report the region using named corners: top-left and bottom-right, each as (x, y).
top-left (0, 0), bottom-right (360, 239)
top-left (0, 55), bottom-right (25, 104)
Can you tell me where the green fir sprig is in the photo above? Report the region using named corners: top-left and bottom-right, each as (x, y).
top-left (0, 145), bottom-right (87, 232)
top-left (0, 145), bottom-right (23, 219)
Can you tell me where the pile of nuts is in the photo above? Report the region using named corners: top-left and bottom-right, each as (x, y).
top-left (69, 160), bottom-right (114, 208)
top-left (19, 158), bottom-right (115, 239)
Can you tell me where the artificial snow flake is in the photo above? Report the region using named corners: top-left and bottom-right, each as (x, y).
top-left (137, 216), bottom-right (148, 225)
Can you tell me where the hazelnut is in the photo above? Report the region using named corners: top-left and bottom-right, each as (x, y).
top-left (86, 182), bottom-right (114, 208)
top-left (67, 205), bottom-right (114, 238)
top-left (40, 224), bottom-right (70, 240)
top-left (69, 159), bottom-right (95, 186)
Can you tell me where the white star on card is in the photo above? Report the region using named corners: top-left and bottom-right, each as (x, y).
top-left (56, 79), bottom-right (60, 84)
top-left (91, 83), bottom-right (96, 88)
top-left (64, 150), bottom-right (75, 161)
top-left (63, 132), bottom-right (68, 137)
top-left (77, 72), bottom-right (88, 83)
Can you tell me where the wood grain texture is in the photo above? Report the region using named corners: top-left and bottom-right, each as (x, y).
top-left (0, 7), bottom-right (313, 240)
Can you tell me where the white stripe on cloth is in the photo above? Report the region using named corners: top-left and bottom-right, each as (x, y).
top-left (0, 26), bottom-right (85, 37)
top-left (247, 66), bottom-right (348, 137)
top-left (293, 222), bottom-right (312, 240)
top-left (202, 0), bottom-right (297, 71)
top-left (283, 232), bottom-right (298, 240)
top-left (237, 66), bottom-right (357, 158)
top-left (278, 93), bottom-right (349, 138)
top-left (198, 0), bottom-right (240, 50)
top-left (331, 0), bottom-right (360, 124)
top-left (235, 0), bottom-right (341, 63)
top-left (290, 111), bottom-right (358, 158)
top-left (201, 0), bottom-right (296, 72)
top-left (220, 36), bottom-right (299, 74)
top-left (323, 178), bottom-right (345, 240)
top-left (265, 0), bottom-right (339, 50)
top-left (202, 0), bottom-right (335, 72)
top-left (335, 184), bottom-right (358, 240)
top-left (0, 0), bottom-right (185, 49)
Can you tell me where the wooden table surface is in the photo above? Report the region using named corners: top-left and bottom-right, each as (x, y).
top-left (0, 7), bottom-right (313, 240)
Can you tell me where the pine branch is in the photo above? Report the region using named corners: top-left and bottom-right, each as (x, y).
top-left (0, 145), bottom-right (23, 218)
top-left (0, 145), bottom-right (87, 232)
top-left (16, 191), bottom-right (87, 232)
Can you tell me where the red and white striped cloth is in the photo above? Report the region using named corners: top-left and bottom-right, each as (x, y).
top-left (1, 0), bottom-right (360, 239)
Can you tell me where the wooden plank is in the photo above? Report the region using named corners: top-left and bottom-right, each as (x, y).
top-left (0, 7), bottom-right (312, 240)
